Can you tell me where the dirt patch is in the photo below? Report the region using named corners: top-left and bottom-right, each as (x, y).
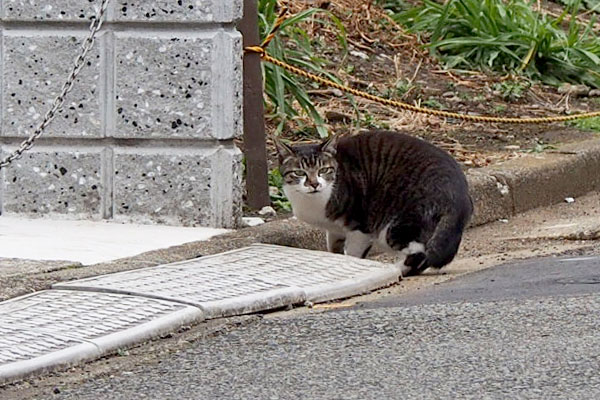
top-left (255, 0), bottom-right (599, 173)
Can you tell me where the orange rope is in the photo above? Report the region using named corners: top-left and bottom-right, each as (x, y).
top-left (246, 1), bottom-right (600, 125)
top-left (260, 2), bottom-right (289, 49)
top-left (246, 46), bottom-right (600, 124)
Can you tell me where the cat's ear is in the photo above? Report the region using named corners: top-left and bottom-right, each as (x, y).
top-left (320, 135), bottom-right (338, 155)
top-left (272, 136), bottom-right (295, 161)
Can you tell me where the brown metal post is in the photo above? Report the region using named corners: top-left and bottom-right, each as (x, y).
top-left (238, 0), bottom-right (271, 209)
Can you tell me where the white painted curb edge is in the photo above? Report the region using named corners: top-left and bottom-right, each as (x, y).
top-left (0, 305), bottom-right (204, 385)
top-left (200, 287), bottom-right (306, 319)
top-left (304, 267), bottom-right (402, 304)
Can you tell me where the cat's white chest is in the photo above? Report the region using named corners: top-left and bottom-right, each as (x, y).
top-left (283, 184), bottom-right (337, 230)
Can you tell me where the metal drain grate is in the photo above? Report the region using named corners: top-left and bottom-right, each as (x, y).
top-left (54, 244), bottom-right (401, 316)
top-left (0, 290), bottom-right (203, 383)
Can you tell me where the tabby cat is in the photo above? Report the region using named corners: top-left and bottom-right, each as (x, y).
top-left (275, 129), bottom-right (473, 276)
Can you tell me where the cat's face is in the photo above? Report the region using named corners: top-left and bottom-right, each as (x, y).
top-left (274, 137), bottom-right (338, 196)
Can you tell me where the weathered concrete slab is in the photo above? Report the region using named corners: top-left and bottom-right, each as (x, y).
top-left (0, 290), bottom-right (203, 384)
top-left (0, 216), bottom-right (228, 266)
top-left (53, 244), bottom-right (401, 318)
top-left (486, 139), bottom-right (600, 216)
top-left (466, 169), bottom-right (513, 227)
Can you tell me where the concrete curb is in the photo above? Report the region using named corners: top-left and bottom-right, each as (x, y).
top-left (0, 290), bottom-right (204, 384)
top-left (467, 138), bottom-right (600, 226)
top-left (52, 244), bottom-right (401, 317)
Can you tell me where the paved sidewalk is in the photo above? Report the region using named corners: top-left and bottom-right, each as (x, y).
top-left (0, 216), bottom-right (228, 265)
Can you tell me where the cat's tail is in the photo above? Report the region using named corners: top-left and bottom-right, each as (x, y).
top-left (427, 211), bottom-right (470, 269)
top-left (409, 209), bottom-right (470, 272)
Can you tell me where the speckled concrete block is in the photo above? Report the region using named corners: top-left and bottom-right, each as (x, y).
top-left (2, 32), bottom-right (103, 138)
top-left (113, 31), bottom-right (242, 140)
top-left (114, 0), bottom-right (243, 23)
top-left (2, 147), bottom-right (104, 218)
top-left (2, 0), bottom-right (100, 21)
top-left (113, 146), bottom-right (242, 227)
top-left (1, 0), bottom-right (244, 227)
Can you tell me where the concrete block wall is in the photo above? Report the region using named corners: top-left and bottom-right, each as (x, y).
top-left (0, 0), bottom-right (244, 228)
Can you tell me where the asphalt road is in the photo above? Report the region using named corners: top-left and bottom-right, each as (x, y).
top-left (46, 255), bottom-right (600, 400)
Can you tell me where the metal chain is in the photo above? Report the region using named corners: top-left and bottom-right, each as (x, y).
top-left (0, 0), bottom-right (110, 169)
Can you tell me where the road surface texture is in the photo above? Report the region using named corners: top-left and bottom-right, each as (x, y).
top-left (3, 255), bottom-right (598, 399)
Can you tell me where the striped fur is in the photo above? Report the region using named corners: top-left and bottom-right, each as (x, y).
top-left (275, 130), bottom-right (473, 275)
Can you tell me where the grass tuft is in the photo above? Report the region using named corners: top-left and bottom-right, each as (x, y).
top-left (258, 0), bottom-right (347, 137)
top-left (388, 0), bottom-right (600, 88)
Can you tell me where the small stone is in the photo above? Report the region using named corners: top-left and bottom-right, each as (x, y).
top-left (258, 206), bottom-right (277, 217)
top-left (268, 186), bottom-right (279, 197)
top-left (349, 50), bottom-right (369, 60)
top-left (504, 145), bottom-right (520, 150)
top-left (242, 217), bottom-right (265, 227)
top-left (589, 89), bottom-right (600, 97)
top-left (558, 83), bottom-right (572, 94)
top-left (558, 83), bottom-right (589, 96)
top-left (325, 111), bottom-right (352, 123)
top-left (331, 89), bottom-right (344, 97)
top-left (565, 197), bottom-right (575, 204)
top-left (499, 219), bottom-right (509, 223)
top-left (53, 387), bottom-right (61, 394)
top-left (442, 91), bottom-right (456, 98)
top-left (571, 85), bottom-right (590, 96)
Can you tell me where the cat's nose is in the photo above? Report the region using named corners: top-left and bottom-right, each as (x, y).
top-left (309, 181), bottom-right (319, 189)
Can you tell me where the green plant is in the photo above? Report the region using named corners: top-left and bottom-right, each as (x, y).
top-left (557, 0), bottom-right (600, 13)
top-left (395, 78), bottom-right (414, 96)
top-left (258, 0), bottom-right (347, 137)
top-left (423, 98), bottom-right (445, 109)
top-left (375, 0), bottom-right (410, 14)
top-left (390, 0), bottom-right (600, 88)
top-left (494, 104), bottom-right (507, 113)
top-left (567, 115), bottom-right (600, 131)
top-left (267, 168), bottom-right (291, 211)
top-left (493, 80), bottom-right (531, 100)
top-left (457, 91), bottom-right (472, 100)
top-left (525, 140), bottom-right (557, 153)
top-left (116, 348), bottom-right (130, 357)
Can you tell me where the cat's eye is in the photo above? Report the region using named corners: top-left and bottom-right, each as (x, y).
top-left (290, 170), bottom-right (306, 177)
top-left (319, 167), bottom-right (335, 175)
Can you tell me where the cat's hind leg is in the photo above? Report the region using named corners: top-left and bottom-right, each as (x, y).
top-left (384, 222), bottom-right (428, 276)
top-left (344, 230), bottom-right (373, 258)
top-left (326, 231), bottom-right (346, 254)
